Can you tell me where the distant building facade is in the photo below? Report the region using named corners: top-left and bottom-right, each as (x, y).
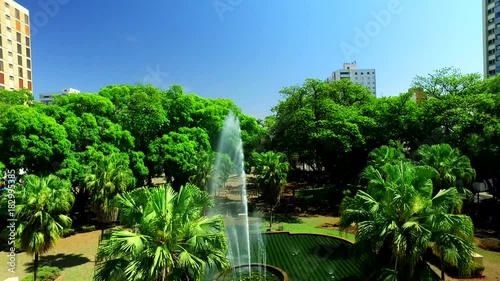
top-left (483, 0), bottom-right (500, 78)
top-left (409, 87), bottom-right (426, 103)
top-left (0, 0), bottom-right (32, 91)
top-left (327, 63), bottom-right (377, 96)
top-left (39, 88), bottom-right (80, 105)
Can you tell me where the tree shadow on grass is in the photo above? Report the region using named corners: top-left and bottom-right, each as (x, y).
top-left (24, 253), bottom-right (90, 272)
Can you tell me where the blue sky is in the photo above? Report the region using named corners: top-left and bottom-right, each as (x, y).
top-left (18, 0), bottom-right (481, 119)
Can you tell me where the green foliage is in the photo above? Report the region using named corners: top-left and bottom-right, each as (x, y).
top-left (0, 89), bottom-right (34, 106)
top-left (84, 149), bottom-right (135, 221)
top-left (341, 158), bottom-right (475, 280)
top-left (94, 184), bottom-right (230, 281)
top-left (80, 225), bottom-right (96, 232)
top-left (62, 228), bottom-right (75, 237)
top-left (415, 143), bottom-right (476, 198)
top-left (0, 106), bottom-right (72, 176)
top-left (21, 266), bottom-right (61, 281)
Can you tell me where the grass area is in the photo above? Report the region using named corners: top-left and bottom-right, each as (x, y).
top-left (0, 230), bottom-right (100, 281)
top-left (255, 233), bottom-right (361, 281)
top-left (262, 215), bottom-right (356, 242)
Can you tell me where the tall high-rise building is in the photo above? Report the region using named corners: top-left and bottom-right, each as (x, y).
top-left (327, 63), bottom-right (377, 96)
top-left (0, 0), bottom-right (32, 91)
top-left (483, 0), bottom-right (500, 78)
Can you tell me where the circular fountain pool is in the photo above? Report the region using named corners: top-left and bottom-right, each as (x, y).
top-left (214, 264), bottom-right (288, 281)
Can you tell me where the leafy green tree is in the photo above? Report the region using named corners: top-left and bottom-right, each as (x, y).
top-left (189, 152), bottom-right (215, 190)
top-left (53, 93), bottom-right (115, 118)
top-left (85, 149), bottom-right (135, 224)
top-left (3, 175), bottom-right (74, 281)
top-left (0, 89), bottom-right (34, 106)
top-left (93, 184), bottom-right (230, 281)
top-left (415, 144), bottom-right (476, 199)
top-left (149, 127), bottom-right (211, 189)
top-left (411, 67), bottom-right (482, 98)
top-left (0, 106), bottom-right (71, 176)
top-left (341, 161), bottom-right (475, 280)
top-left (253, 151), bottom-right (290, 228)
top-left (99, 84), bottom-right (170, 185)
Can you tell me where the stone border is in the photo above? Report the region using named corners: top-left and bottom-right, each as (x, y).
top-left (213, 263), bottom-right (289, 281)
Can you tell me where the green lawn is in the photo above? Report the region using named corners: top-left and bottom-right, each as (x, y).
top-left (262, 215), bottom-right (355, 242)
top-left (254, 233), bottom-right (361, 281)
top-left (0, 230), bottom-right (101, 281)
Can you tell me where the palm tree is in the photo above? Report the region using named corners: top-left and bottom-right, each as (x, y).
top-left (93, 184), bottom-right (230, 281)
top-left (415, 143), bottom-right (476, 198)
top-left (341, 161), bottom-right (475, 280)
top-left (85, 151), bottom-right (135, 225)
top-left (253, 151), bottom-right (290, 228)
top-left (12, 174), bottom-right (74, 281)
top-left (365, 144), bottom-right (407, 171)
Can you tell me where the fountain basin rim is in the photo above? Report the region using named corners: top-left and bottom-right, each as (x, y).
top-left (213, 263), bottom-right (289, 281)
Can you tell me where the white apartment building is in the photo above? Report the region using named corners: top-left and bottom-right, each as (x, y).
top-left (483, 0), bottom-right (500, 78)
top-left (39, 87), bottom-right (80, 105)
top-left (327, 63), bottom-right (377, 96)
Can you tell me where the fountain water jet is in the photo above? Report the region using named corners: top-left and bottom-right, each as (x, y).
top-left (208, 111), bottom-right (266, 278)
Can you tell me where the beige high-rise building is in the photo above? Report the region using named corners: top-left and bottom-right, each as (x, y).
top-left (0, 0), bottom-right (32, 91)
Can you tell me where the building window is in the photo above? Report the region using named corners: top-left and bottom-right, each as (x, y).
top-left (0, 49), bottom-right (3, 59)
top-left (490, 49), bottom-right (496, 55)
top-left (490, 70), bottom-right (497, 76)
top-left (0, 61), bottom-right (3, 71)
top-left (0, 37), bottom-right (2, 47)
top-left (495, 12), bottom-right (500, 18)
top-left (489, 8), bottom-right (495, 14)
top-left (18, 55), bottom-right (22, 65)
top-left (24, 14), bottom-right (29, 24)
top-left (18, 67), bottom-right (22, 78)
top-left (15, 9), bottom-right (20, 19)
top-left (25, 37), bottom-right (30, 46)
top-left (489, 39), bottom-right (496, 45)
top-left (17, 44), bottom-right (21, 53)
top-left (27, 70), bottom-right (31, 80)
top-left (26, 59), bottom-right (31, 68)
top-left (26, 48), bottom-right (30, 58)
top-left (489, 28), bottom-right (495, 35)
top-left (489, 59), bottom-right (496, 65)
top-left (16, 32), bottom-right (21, 41)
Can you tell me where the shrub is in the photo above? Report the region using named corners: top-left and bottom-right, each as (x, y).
top-left (80, 225), bottom-right (96, 232)
top-left (62, 228), bottom-right (75, 237)
top-left (22, 266), bottom-right (61, 281)
top-left (478, 238), bottom-right (500, 252)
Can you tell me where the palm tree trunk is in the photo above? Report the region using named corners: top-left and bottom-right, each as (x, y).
top-left (34, 252), bottom-right (39, 281)
top-left (441, 253), bottom-right (445, 281)
top-left (269, 208), bottom-right (273, 229)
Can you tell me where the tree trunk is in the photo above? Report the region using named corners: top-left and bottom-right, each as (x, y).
top-left (441, 254), bottom-right (445, 281)
top-left (269, 208), bottom-right (273, 229)
top-left (34, 252), bottom-right (39, 281)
